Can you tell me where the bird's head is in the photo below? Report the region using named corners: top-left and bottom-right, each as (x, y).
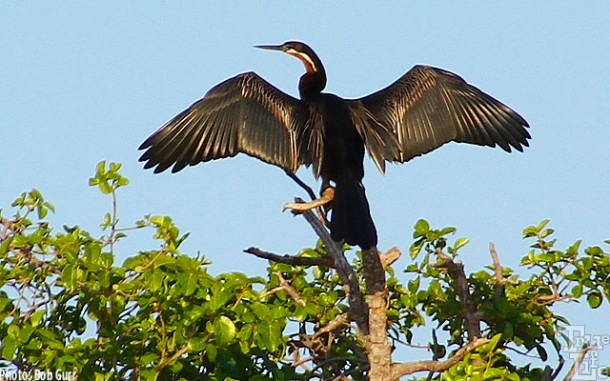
top-left (255, 41), bottom-right (324, 75)
top-left (256, 41), bottom-right (327, 98)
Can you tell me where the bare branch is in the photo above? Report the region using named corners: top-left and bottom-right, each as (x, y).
top-left (244, 247), bottom-right (331, 267)
top-left (434, 251), bottom-right (481, 340)
top-left (390, 337), bottom-right (490, 378)
top-left (156, 344), bottom-right (189, 372)
top-left (1, 217), bottom-right (12, 240)
top-left (274, 271), bottom-right (306, 307)
top-left (296, 197), bottom-right (336, 243)
top-left (564, 344), bottom-right (597, 381)
top-left (297, 198), bottom-right (370, 336)
top-left (259, 286), bottom-right (284, 299)
top-left (283, 172), bottom-right (330, 225)
top-left (489, 242), bottom-right (505, 300)
top-left (380, 246), bottom-right (401, 269)
top-left (313, 313), bottom-right (349, 338)
top-left (284, 169), bottom-right (317, 201)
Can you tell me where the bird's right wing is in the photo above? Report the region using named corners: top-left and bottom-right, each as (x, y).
top-left (139, 72), bottom-right (309, 173)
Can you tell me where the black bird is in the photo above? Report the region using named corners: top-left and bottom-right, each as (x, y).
top-left (139, 41), bottom-right (530, 250)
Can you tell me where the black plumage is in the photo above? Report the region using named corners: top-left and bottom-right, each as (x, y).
top-left (139, 41), bottom-right (530, 249)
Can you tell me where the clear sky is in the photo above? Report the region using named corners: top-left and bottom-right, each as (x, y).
top-left (2, 2), bottom-right (610, 375)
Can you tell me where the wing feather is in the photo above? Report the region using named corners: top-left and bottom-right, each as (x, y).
top-left (358, 65), bottom-right (530, 163)
top-left (139, 72), bottom-right (308, 173)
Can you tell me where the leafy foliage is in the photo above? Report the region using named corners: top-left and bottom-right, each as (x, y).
top-left (1, 163), bottom-right (293, 380)
top-left (0, 162), bottom-right (609, 380)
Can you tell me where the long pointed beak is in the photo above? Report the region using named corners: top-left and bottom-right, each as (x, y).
top-left (254, 44), bottom-right (285, 52)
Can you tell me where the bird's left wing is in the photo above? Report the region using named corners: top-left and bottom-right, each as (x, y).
top-left (356, 65), bottom-right (530, 164)
top-left (139, 72), bottom-right (309, 173)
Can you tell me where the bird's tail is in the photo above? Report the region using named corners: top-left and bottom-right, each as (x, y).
top-left (330, 182), bottom-right (377, 250)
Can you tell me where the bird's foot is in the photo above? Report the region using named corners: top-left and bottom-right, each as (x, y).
top-left (283, 187), bottom-right (335, 213)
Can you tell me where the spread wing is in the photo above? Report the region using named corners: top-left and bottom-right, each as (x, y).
top-left (139, 72), bottom-right (309, 173)
top-left (358, 65), bottom-right (530, 163)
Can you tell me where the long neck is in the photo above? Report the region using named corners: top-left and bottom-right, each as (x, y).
top-left (292, 48), bottom-right (326, 100)
top-left (299, 70), bottom-right (326, 100)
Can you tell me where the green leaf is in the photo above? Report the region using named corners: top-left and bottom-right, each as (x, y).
top-left (184, 271), bottom-right (198, 296)
top-left (251, 302), bottom-right (270, 320)
top-left (523, 219), bottom-right (549, 237)
top-left (188, 336), bottom-right (206, 352)
top-left (2, 336), bottom-right (17, 359)
top-left (407, 277), bottom-right (420, 293)
top-left (572, 284), bottom-right (583, 298)
top-left (501, 321), bottom-right (514, 339)
top-left (438, 226), bottom-right (456, 236)
top-left (139, 368), bottom-right (158, 381)
top-left (61, 263), bottom-right (77, 291)
top-left (409, 239), bottom-right (424, 259)
top-left (7, 324), bottom-right (20, 338)
top-left (110, 162), bottom-right (122, 173)
top-left (536, 219), bottom-right (550, 231)
top-left (140, 352), bottom-right (158, 366)
top-left (29, 309), bottom-right (46, 327)
top-left (413, 219), bottom-right (430, 238)
top-left (101, 212), bottom-right (112, 230)
top-left (209, 286), bottom-right (235, 312)
top-left (587, 291), bottom-right (603, 309)
top-left (206, 343), bottom-right (218, 362)
top-left (236, 324), bottom-right (252, 341)
top-left (453, 237), bottom-right (470, 252)
top-left (257, 321), bottom-right (281, 352)
top-left (99, 181), bottom-right (113, 195)
top-left (566, 240), bottom-right (582, 258)
top-left (488, 333), bottom-right (503, 349)
top-left (18, 324), bottom-right (35, 342)
top-left (214, 315), bottom-right (236, 345)
top-left (37, 203), bottom-right (48, 219)
top-left (96, 160), bottom-right (106, 176)
top-left (123, 256), bottom-right (144, 271)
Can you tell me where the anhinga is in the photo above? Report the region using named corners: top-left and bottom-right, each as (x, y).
top-left (139, 41), bottom-right (530, 250)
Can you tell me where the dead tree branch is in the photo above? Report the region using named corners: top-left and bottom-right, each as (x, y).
top-left (564, 344), bottom-right (597, 381)
top-left (489, 242), bottom-right (506, 300)
top-left (313, 313), bottom-right (349, 338)
top-left (259, 272), bottom-right (308, 307)
top-left (390, 337), bottom-right (490, 378)
top-left (284, 169), bottom-right (317, 201)
top-left (434, 250), bottom-right (481, 340)
top-left (244, 247), bottom-right (331, 267)
top-left (296, 198), bottom-right (370, 336)
top-left (380, 246), bottom-right (401, 269)
top-left (274, 271), bottom-right (307, 307)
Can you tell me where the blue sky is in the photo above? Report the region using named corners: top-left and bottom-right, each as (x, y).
top-left (2, 2), bottom-right (610, 375)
